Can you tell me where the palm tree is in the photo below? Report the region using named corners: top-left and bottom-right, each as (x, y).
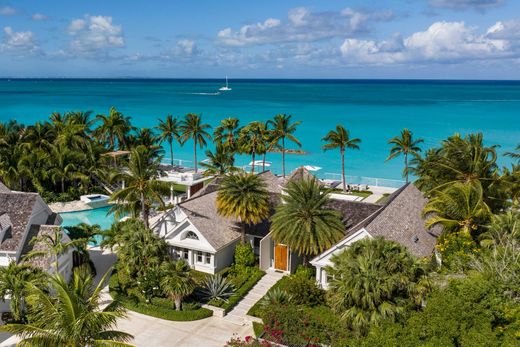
top-left (157, 115), bottom-right (180, 166)
top-left (326, 237), bottom-right (431, 336)
top-left (93, 107), bottom-right (133, 150)
top-left (479, 210), bottom-right (520, 248)
top-left (322, 125), bottom-right (361, 192)
top-left (200, 143), bottom-right (239, 176)
top-left (179, 113), bottom-right (211, 173)
top-left (214, 117), bottom-right (239, 151)
top-left (25, 227), bottom-right (85, 274)
top-left (268, 114), bottom-right (301, 177)
top-left (110, 146), bottom-right (170, 228)
top-left (0, 262), bottom-right (44, 321)
top-left (505, 144), bottom-right (520, 160)
top-left (238, 121), bottom-right (267, 174)
top-left (0, 267), bottom-right (134, 346)
top-left (423, 182), bottom-right (491, 236)
top-left (48, 144), bottom-right (87, 193)
top-left (216, 173), bottom-right (270, 243)
top-left (386, 128), bottom-right (424, 183)
top-left (160, 260), bottom-right (196, 311)
top-left (270, 177), bottom-right (344, 265)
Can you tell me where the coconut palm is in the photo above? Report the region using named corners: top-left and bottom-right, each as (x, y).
top-left (505, 144), bottom-right (520, 160)
top-left (271, 177), bottom-right (344, 265)
top-left (326, 237), bottom-right (431, 336)
top-left (423, 182), bottom-right (491, 236)
top-left (0, 262), bottom-right (44, 321)
top-left (386, 128), bottom-right (423, 183)
top-left (110, 146), bottom-right (170, 228)
top-left (322, 125), bottom-right (361, 192)
top-left (0, 267), bottom-right (134, 346)
top-left (160, 260), bottom-right (196, 311)
top-left (238, 121), bottom-right (267, 174)
top-left (214, 117), bottom-right (239, 151)
top-left (25, 227), bottom-right (85, 274)
top-left (179, 113), bottom-right (211, 173)
top-left (216, 173), bottom-right (270, 243)
top-left (268, 114), bottom-right (301, 177)
top-left (200, 143), bottom-right (239, 176)
top-left (93, 107), bottom-right (133, 150)
top-left (48, 144), bottom-right (87, 193)
top-left (480, 210), bottom-right (520, 248)
top-left (157, 115), bottom-right (180, 166)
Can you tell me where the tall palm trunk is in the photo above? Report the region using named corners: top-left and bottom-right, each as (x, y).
top-left (240, 221), bottom-right (246, 244)
top-left (61, 177), bottom-right (65, 193)
top-left (404, 152), bottom-right (409, 183)
top-left (169, 139), bottom-right (174, 166)
top-left (341, 148), bottom-right (346, 192)
top-left (282, 137), bottom-right (286, 177)
top-left (193, 140), bottom-right (198, 173)
top-left (251, 150), bottom-right (256, 174)
top-left (262, 152), bottom-right (266, 172)
top-left (140, 191), bottom-right (148, 229)
top-left (174, 295), bottom-right (182, 311)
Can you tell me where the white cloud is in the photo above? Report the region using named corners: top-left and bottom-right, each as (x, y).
top-left (0, 6), bottom-right (16, 16)
top-left (175, 39), bottom-right (199, 56)
top-left (429, 0), bottom-right (503, 10)
top-left (31, 13), bottom-right (49, 21)
top-left (217, 7), bottom-right (393, 47)
top-left (340, 21), bottom-right (513, 65)
top-left (67, 15), bottom-right (124, 55)
top-left (0, 26), bottom-right (39, 54)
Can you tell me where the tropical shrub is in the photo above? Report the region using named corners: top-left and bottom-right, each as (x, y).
top-left (326, 237), bottom-right (431, 335)
top-left (436, 231), bottom-right (479, 271)
top-left (260, 288), bottom-right (292, 308)
top-left (278, 270), bottom-right (325, 307)
top-left (234, 243), bottom-right (256, 270)
top-left (200, 274), bottom-right (235, 303)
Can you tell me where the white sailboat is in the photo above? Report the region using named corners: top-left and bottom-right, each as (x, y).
top-left (219, 76), bottom-right (232, 91)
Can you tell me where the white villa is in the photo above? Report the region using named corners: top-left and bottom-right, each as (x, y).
top-left (0, 182), bottom-right (74, 280)
top-left (310, 183), bottom-right (442, 289)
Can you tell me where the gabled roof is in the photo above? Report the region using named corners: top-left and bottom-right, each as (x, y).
top-left (177, 191), bottom-right (241, 250)
top-left (282, 167), bottom-right (324, 186)
top-left (0, 192), bottom-right (38, 252)
top-left (20, 224), bottom-right (60, 270)
top-left (326, 199), bottom-right (381, 232)
top-left (312, 183), bottom-right (441, 262)
top-left (0, 182), bottom-right (11, 193)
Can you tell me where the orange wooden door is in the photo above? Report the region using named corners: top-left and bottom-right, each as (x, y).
top-left (274, 244), bottom-right (288, 271)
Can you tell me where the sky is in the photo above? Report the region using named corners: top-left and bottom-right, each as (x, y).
top-left (1, 0), bottom-right (520, 79)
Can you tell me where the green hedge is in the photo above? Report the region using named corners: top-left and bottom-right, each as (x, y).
top-left (253, 321), bottom-right (264, 338)
top-left (109, 274), bottom-right (212, 321)
top-left (209, 269), bottom-right (265, 313)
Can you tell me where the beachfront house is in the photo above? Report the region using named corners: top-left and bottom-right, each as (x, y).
top-left (310, 183), bottom-right (442, 289)
top-left (0, 182), bottom-right (74, 282)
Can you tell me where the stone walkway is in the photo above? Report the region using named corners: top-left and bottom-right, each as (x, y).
top-left (225, 270), bottom-right (285, 325)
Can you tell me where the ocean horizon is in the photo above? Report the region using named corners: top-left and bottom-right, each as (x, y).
top-left (1, 78), bottom-right (518, 182)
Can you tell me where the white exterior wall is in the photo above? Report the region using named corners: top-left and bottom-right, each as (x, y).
top-left (310, 228), bottom-right (372, 289)
top-left (214, 239), bottom-right (240, 273)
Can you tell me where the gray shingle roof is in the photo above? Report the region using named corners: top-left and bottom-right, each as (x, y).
top-left (0, 192), bottom-right (38, 252)
top-left (326, 200), bottom-right (381, 232)
top-left (21, 224), bottom-right (60, 270)
top-left (178, 191), bottom-right (241, 250)
top-left (0, 182), bottom-right (11, 193)
top-left (361, 183), bottom-right (441, 257)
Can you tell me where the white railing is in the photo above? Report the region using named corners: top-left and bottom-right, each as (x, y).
top-left (161, 158), bottom-right (192, 167)
top-left (322, 173), bottom-right (405, 189)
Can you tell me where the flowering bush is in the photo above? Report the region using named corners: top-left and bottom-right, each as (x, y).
top-left (436, 231), bottom-right (479, 271)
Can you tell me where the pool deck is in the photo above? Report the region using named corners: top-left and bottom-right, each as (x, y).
top-left (49, 200), bottom-right (94, 213)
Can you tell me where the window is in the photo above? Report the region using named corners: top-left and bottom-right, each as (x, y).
top-left (183, 249), bottom-right (189, 260)
top-left (197, 251), bottom-right (203, 263)
top-left (205, 253), bottom-right (211, 264)
top-left (253, 237), bottom-right (261, 248)
top-left (186, 231), bottom-right (199, 240)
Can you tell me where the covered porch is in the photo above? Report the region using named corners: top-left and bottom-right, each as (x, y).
top-left (259, 232), bottom-right (301, 273)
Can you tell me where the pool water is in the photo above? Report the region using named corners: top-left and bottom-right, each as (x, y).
top-left (60, 206), bottom-right (118, 231)
top-left (60, 206), bottom-right (119, 246)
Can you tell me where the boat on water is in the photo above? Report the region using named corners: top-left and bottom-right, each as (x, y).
top-left (219, 76), bottom-right (232, 91)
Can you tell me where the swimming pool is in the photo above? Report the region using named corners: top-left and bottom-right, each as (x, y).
top-left (59, 206), bottom-right (118, 230)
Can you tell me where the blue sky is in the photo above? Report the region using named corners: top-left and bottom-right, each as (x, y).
top-left (1, 0), bottom-right (520, 79)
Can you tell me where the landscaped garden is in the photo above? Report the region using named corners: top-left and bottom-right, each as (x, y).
top-left (106, 219), bottom-right (265, 321)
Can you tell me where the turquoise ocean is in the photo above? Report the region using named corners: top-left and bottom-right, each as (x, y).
top-left (1, 79), bottom-right (519, 182)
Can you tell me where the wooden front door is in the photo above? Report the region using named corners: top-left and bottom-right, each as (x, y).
top-left (274, 244), bottom-right (288, 271)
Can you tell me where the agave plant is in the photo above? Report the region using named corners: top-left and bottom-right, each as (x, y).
top-left (260, 288), bottom-right (292, 308)
top-left (200, 274), bottom-right (235, 303)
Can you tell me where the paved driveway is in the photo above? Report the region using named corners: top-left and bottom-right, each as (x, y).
top-left (116, 310), bottom-right (253, 347)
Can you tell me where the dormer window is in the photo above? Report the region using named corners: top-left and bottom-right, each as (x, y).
top-left (186, 231), bottom-right (199, 240)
